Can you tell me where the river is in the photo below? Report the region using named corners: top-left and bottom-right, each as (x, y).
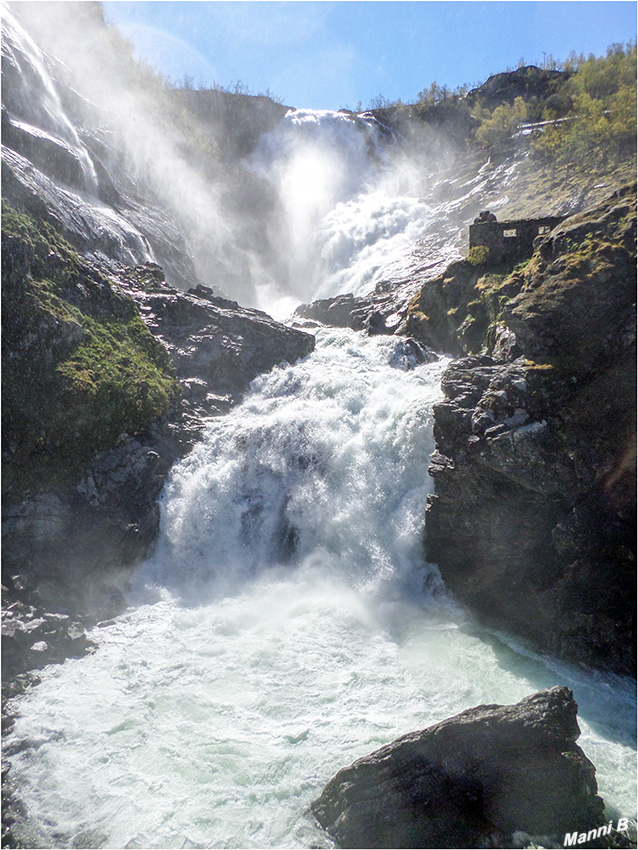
top-left (6, 328), bottom-right (636, 849)
top-left (2, 29), bottom-right (635, 844)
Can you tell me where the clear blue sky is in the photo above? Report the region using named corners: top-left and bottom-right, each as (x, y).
top-left (102, 2), bottom-right (638, 110)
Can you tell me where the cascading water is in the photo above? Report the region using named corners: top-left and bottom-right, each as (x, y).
top-left (3, 15), bottom-right (636, 845)
top-left (5, 329), bottom-right (637, 849)
top-left (248, 108), bottom-right (423, 315)
top-left (247, 108), bottom-right (530, 319)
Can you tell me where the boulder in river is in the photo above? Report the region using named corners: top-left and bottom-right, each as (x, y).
top-left (311, 687), bottom-right (605, 849)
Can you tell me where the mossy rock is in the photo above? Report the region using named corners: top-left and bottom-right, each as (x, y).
top-left (501, 184), bottom-right (637, 373)
top-left (2, 204), bottom-right (180, 498)
top-left (404, 257), bottom-right (528, 355)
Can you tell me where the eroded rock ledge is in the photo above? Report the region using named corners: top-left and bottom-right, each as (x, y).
top-left (311, 687), bottom-right (604, 849)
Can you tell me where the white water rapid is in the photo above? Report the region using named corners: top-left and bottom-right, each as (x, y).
top-left (248, 109), bottom-right (469, 318)
top-left (6, 328), bottom-right (637, 849)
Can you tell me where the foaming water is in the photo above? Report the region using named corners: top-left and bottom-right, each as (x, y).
top-left (249, 110), bottom-right (458, 314)
top-left (6, 330), bottom-right (637, 849)
top-left (144, 330), bottom-right (448, 602)
top-left (247, 109), bottom-right (535, 318)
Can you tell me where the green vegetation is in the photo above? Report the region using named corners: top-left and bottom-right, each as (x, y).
top-left (467, 245), bottom-right (490, 266)
top-left (402, 254), bottom-right (528, 355)
top-left (532, 43), bottom-right (637, 166)
top-left (404, 181), bottom-right (637, 359)
top-left (473, 96), bottom-right (528, 149)
top-left (368, 41), bottom-right (636, 170)
top-left (468, 43), bottom-right (636, 166)
top-left (2, 204), bottom-right (179, 497)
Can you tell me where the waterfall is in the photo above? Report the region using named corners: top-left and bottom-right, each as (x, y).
top-left (247, 108), bottom-right (458, 317)
top-left (1, 10), bottom-right (164, 271)
top-left (5, 329), bottom-right (636, 849)
top-left (3, 12), bottom-right (636, 847)
top-left (246, 107), bottom-right (534, 318)
top-left (2, 11), bottom-right (100, 195)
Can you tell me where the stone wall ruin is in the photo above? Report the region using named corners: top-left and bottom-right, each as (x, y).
top-left (470, 213), bottom-right (566, 262)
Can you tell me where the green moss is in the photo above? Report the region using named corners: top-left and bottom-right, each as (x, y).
top-left (2, 204), bottom-right (179, 498)
top-left (403, 250), bottom-right (539, 355)
top-left (467, 245), bottom-right (490, 265)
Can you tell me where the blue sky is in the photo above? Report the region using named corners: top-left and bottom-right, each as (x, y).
top-left (102, 2), bottom-right (637, 110)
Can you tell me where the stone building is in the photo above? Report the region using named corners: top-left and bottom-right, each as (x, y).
top-left (469, 212), bottom-right (566, 262)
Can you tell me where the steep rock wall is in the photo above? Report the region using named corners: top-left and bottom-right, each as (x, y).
top-left (425, 186), bottom-right (636, 676)
top-left (1, 7), bottom-right (315, 623)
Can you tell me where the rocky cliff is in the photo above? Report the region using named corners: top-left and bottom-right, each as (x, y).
top-left (1, 205), bottom-right (314, 620)
top-left (424, 186), bottom-right (636, 676)
top-left (1, 6), bottom-right (314, 652)
top-left (295, 186), bottom-right (636, 677)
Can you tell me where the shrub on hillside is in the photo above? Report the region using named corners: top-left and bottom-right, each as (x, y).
top-left (533, 43), bottom-right (637, 164)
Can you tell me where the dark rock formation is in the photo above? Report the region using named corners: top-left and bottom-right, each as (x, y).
top-left (293, 291), bottom-right (409, 335)
top-left (130, 277), bottom-right (314, 411)
top-left (465, 66), bottom-right (567, 111)
top-left (426, 186), bottom-right (636, 676)
top-left (294, 293), bottom-right (367, 330)
top-left (171, 88), bottom-right (291, 161)
top-left (311, 687), bottom-right (604, 849)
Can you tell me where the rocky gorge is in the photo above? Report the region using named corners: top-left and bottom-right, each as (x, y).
top-left (295, 184), bottom-right (637, 678)
top-left (2, 3), bottom-right (636, 849)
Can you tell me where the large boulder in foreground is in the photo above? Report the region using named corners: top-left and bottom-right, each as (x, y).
top-left (311, 687), bottom-right (604, 849)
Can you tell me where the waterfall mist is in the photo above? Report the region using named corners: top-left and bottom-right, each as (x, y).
top-left (6, 2), bottom-right (498, 313)
top-left (7, 2), bottom-right (240, 286)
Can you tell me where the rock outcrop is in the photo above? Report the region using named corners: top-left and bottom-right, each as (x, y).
top-left (171, 88), bottom-right (291, 161)
top-left (311, 687), bottom-right (605, 849)
top-left (425, 186), bottom-right (636, 676)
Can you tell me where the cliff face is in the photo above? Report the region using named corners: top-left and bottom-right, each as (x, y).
top-left (171, 88), bottom-right (291, 161)
top-left (294, 186), bottom-right (636, 676)
top-left (1, 204), bottom-right (315, 618)
top-left (425, 186), bottom-right (636, 676)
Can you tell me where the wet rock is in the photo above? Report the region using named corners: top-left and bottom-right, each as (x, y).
top-left (130, 280), bottom-right (315, 410)
top-left (311, 687), bottom-right (604, 849)
top-left (1, 597), bottom-right (95, 682)
top-left (292, 278), bottom-right (423, 338)
top-left (294, 293), bottom-right (365, 329)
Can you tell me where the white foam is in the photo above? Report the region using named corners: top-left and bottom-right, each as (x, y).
top-left (6, 330), bottom-right (636, 849)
